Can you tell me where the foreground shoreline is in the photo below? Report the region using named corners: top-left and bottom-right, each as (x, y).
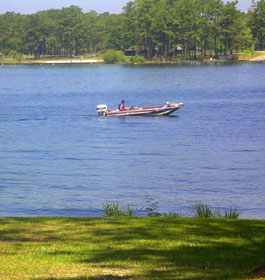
top-left (0, 216), bottom-right (264, 279)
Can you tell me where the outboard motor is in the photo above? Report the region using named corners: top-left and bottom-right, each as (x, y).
top-left (97, 104), bottom-right (108, 117)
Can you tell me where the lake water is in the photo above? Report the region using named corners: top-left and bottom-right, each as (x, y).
top-left (0, 63), bottom-right (265, 218)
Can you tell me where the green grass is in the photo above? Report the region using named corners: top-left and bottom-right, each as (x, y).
top-left (237, 50), bottom-right (265, 60)
top-left (0, 57), bottom-right (29, 64)
top-left (0, 217), bottom-right (264, 279)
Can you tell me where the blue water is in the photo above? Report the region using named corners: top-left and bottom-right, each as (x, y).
top-left (0, 63), bottom-right (265, 218)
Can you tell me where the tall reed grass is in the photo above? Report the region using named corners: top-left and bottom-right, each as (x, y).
top-left (103, 201), bottom-right (240, 219)
top-left (192, 202), bottom-right (240, 219)
top-left (103, 202), bottom-right (135, 217)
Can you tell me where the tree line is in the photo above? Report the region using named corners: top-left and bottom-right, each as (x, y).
top-left (0, 0), bottom-right (264, 60)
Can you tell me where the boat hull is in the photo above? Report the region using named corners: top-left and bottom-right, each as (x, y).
top-left (104, 103), bottom-right (184, 117)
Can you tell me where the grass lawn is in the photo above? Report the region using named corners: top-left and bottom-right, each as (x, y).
top-left (0, 217), bottom-right (265, 279)
top-left (0, 57), bottom-right (29, 64)
top-left (237, 51), bottom-right (265, 61)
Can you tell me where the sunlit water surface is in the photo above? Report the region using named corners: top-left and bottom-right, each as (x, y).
top-left (0, 63), bottom-right (265, 218)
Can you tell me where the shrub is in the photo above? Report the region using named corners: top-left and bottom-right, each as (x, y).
top-left (8, 50), bottom-right (18, 59)
top-left (17, 53), bottom-right (24, 61)
top-left (2, 49), bottom-right (10, 56)
top-left (102, 49), bottom-right (125, 64)
top-left (129, 55), bottom-right (145, 64)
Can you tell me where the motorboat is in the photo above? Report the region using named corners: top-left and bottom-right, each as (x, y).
top-left (97, 102), bottom-right (184, 117)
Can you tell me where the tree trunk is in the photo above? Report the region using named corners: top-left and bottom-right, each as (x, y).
top-left (194, 38), bottom-right (197, 59)
top-left (214, 36), bottom-right (218, 58)
top-left (204, 40), bottom-right (207, 57)
top-left (69, 45), bottom-right (73, 58)
top-left (34, 50), bottom-right (40, 60)
top-left (145, 37), bottom-right (153, 60)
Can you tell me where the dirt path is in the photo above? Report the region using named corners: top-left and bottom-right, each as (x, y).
top-left (249, 53), bottom-right (265, 61)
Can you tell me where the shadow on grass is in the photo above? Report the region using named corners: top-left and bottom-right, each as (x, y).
top-left (42, 218), bottom-right (265, 279)
top-left (39, 276), bottom-right (132, 280)
top-left (1, 217), bottom-right (265, 280)
top-left (37, 274), bottom-right (210, 280)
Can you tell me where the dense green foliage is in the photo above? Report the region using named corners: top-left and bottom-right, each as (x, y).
top-left (0, 217), bottom-right (265, 279)
top-left (0, 0), bottom-right (264, 60)
top-left (102, 49), bottom-right (126, 63)
top-left (248, 0), bottom-right (265, 51)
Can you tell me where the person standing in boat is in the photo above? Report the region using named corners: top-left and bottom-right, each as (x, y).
top-left (118, 100), bottom-right (126, 111)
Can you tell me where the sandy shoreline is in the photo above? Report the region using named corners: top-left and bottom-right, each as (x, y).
top-left (43, 59), bottom-right (103, 64)
top-left (249, 52), bottom-right (265, 61)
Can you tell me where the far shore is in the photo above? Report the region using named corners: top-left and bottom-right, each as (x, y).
top-left (1, 51), bottom-right (265, 65)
